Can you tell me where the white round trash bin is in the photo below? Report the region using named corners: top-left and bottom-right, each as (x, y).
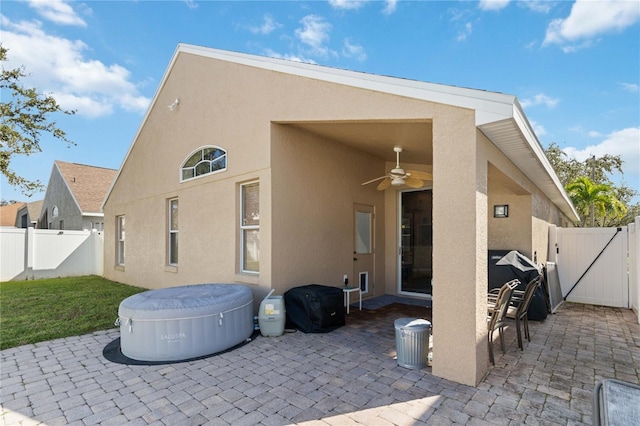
top-left (394, 317), bottom-right (431, 369)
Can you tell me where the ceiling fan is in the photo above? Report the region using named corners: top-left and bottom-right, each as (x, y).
top-left (361, 146), bottom-right (433, 191)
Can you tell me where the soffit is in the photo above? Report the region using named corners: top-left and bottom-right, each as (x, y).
top-left (479, 119), bottom-right (579, 221)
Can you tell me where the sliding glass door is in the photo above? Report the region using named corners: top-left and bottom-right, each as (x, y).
top-left (399, 189), bottom-right (432, 296)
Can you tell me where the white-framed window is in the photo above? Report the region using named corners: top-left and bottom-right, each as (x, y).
top-left (117, 215), bottom-right (125, 265)
top-left (240, 181), bottom-right (259, 274)
top-left (181, 146), bottom-right (227, 182)
top-left (52, 206), bottom-right (59, 218)
top-left (168, 198), bottom-right (179, 265)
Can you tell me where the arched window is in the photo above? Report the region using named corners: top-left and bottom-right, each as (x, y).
top-left (181, 146), bottom-right (227, 182)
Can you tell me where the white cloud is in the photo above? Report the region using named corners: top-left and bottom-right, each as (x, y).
top-left (328, 0), bottom-right (367, 11)
top-left (620, 82), bottom-right (639, 93)
top-left (478, 0), bottom-right (510, 12)
top-left (521, 1), bottom-right (553, 14)
top-left (1, 15), bottom-right (150, 118)
top-left (382, 0), bottom-right (398, 15)
top-left (184, 0), bottom-right (198, 9)
top-left (264, 49), bottom-right (317, 65)
top-left (328, 0), bottom-right (397, 15)
top-left (563, 127), bottom-right (640, 177)
top-left (27, 0), bottom-right (87, 27)
top-left (342, 39), bottom-right (367, 61)
top-left (295, 15), bottom-right (334, 58)
top-left (544, 0), bottom-right (640, 49)
top-left (249, 14), bottom-right (281, 35)
top-left (456, 22), bottom-right (472, 41)
top-left (530, 120), bottom-right (547, 137)
top-left (520, 93), bottom-right (559, 109)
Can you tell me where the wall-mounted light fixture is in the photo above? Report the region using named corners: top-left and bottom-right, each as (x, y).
top-left (493, 204), bottom-right (509, 218)
top-left (168, 98), bottom-right (180, 111)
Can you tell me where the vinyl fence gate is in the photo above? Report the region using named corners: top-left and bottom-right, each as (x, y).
top-left (549, 225), bottom-right (631, 309)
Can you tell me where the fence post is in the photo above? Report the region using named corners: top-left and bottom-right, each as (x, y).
top-left (93, 230), bottom-right (104, 277)
top-left (25, 227), bottom-right (35, 279)
top-left (634, 217), bottom-right (640, 324)
top-left (548, 224), bottom-right (558, 263)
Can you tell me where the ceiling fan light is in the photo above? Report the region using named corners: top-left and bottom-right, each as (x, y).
top-left (391, 176), bottom-right (405, 186)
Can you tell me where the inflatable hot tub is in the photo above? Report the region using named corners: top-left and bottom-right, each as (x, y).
top-left (118, 284), bottom-right (253, 362)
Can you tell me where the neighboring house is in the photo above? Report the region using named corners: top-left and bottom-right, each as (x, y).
top-left (40, 161), bottom-right (117, 231)
top-left (15, 200), bottom-right (43, 228)
top-left (102, 44), bottom-right (579, 386)
top-left (0, 202), bottom-right (25, 227)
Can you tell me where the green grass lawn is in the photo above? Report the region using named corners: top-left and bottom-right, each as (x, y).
top-left (0, 275), bottom-right (146, 350)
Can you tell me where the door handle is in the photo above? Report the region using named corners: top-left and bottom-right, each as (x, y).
top-left (353, 258), bottom-right (358, 261)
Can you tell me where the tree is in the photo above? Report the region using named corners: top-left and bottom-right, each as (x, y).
top-left (0, 45), bottom-right (75, 196)
top-left (565, 177), bottom-right (626, 227)
top-left (545, 142), bottom-right (637, 227)
top-left (545, 142), bottom-right (625, 186)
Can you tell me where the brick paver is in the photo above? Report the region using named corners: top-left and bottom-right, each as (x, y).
top-left (1, 303), bottom-right (639, 425)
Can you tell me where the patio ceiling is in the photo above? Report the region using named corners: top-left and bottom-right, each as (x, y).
top-left (286, 120), bottom-right (433, 166)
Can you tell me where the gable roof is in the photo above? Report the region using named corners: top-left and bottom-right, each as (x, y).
top-left (105, 44), bottom-right (579, 221)
top-left (55, 161), bottom-right (117, 214)
top-left (24, 200), bottom-right (44, 221)
top-left (0, 202), bottom-right (25, 226)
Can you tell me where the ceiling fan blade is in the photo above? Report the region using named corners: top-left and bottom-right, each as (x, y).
top-left (361, 175), bottom-right (388, 186)
top-left (405, 176), bottom-right (424, 188)
top-left (407, 170), bottom-right (433, 180)
top-left (376, 177), bottom-right (391, 191)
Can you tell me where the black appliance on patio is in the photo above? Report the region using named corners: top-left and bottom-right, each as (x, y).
top-left (284, 284), bottom-right (345, 333)
top-left (488, 250), bottom-right (548, 321)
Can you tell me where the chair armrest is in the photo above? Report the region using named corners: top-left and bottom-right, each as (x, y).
top-left (511, 290), bottom-right (525, 304)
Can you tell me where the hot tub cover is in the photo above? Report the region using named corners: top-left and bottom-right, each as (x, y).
top-left (118, 283), bottom-right (253, 319)
top-left (117, 283), bottom-right (254, 362)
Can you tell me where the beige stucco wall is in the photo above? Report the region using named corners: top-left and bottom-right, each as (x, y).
top-left (482, 134), bottom-right (571, 264)
top-left (269, 125), bottom-right (385, 296)
top-left (431, 109), bottom-right (489, 386)
top-left (103, 49), bottom-right (575, 386)
top-left (104, 52), bottom-right (465, 297)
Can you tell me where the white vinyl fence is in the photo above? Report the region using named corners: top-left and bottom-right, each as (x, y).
top-left (0, 227), bottom-right (103, 281)
top-left (549, 216), bottom-right (640, 324)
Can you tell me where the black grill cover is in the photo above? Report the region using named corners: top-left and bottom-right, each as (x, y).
top-left (488, 250), bottom-right (547, 321)
top-left (284, 284), bottom-right (345, 333)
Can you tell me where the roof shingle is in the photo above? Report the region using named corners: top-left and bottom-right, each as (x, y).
top-left (55, 161), bottom-right (117, 213)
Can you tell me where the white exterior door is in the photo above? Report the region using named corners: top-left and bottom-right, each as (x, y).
top-left (353, 204), bottom-right (374, 294)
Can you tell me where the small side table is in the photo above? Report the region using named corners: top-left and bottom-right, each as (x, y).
top-left (343, 286), bottom-right (361, 314)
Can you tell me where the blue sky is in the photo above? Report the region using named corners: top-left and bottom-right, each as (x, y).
top-left (1, 0), bottom-right (639, 204)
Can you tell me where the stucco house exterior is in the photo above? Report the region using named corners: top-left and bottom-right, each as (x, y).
top-left (102, 44), bottom-right (579, 386)
top-left (40, 161), bottom-right (117, 231)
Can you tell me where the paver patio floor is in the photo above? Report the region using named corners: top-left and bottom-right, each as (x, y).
top-left (1, 301), bottom-right (639, 425)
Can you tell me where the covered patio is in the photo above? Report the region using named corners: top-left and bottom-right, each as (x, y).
top-left (2, 300), bottom-right (638, 425)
